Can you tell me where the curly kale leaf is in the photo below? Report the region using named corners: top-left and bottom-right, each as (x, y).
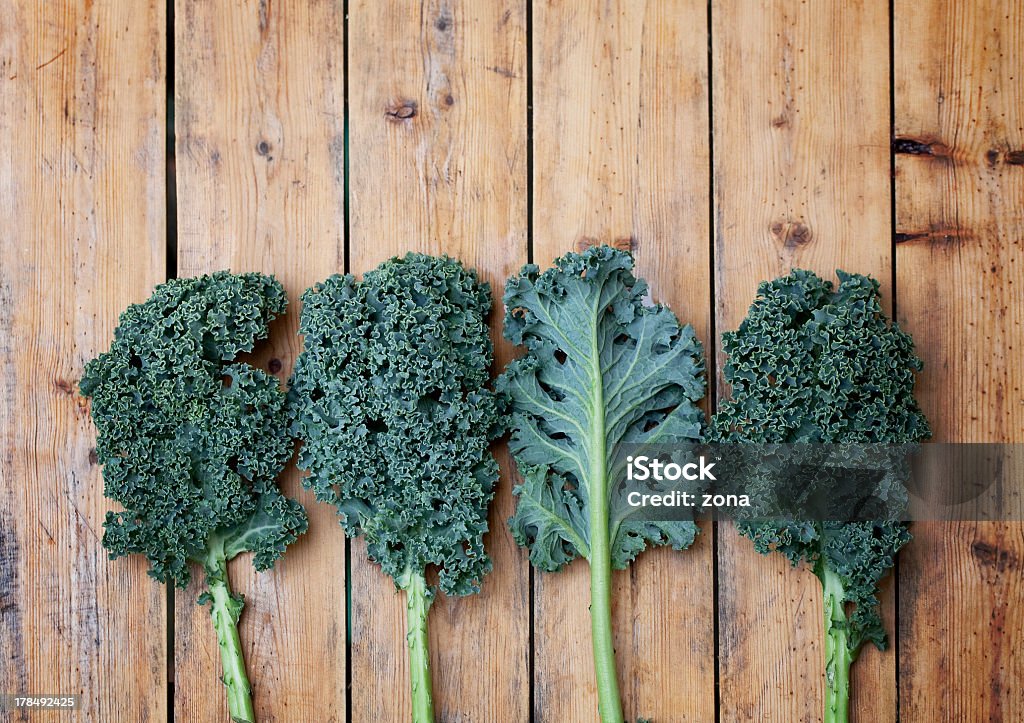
top-left (498, 246), bottom-right (705, 571)
top-left (289, 253), bottom-right (501, 597)
top-left (712, 269), bottom-right (930, 651)
top-left (81, 272), bottom-right (308, 587)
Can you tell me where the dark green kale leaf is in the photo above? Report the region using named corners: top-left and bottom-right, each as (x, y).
top-left (81, 271), bottom-right (307, 588)
top-left (289, 253), bottom-right (501, 598)
top-left (712, 268), bottom-right (930, 652)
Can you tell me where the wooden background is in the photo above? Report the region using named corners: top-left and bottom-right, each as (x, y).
top-left (1, 0), bottom-right (1021, 721)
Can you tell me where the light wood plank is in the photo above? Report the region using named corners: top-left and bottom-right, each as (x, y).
top-left (531, 1), bottom-right (713, 720)
top-left (711, 1), bottom-right (896, 721)
top-left (347, 0), bottom-right (529, 720)
top-left (894, 1), bottom-right (1024, 720)
top-left (173, 1), bottom-right (346, 720)
top-left (0, 1), bottom-right (167, 721)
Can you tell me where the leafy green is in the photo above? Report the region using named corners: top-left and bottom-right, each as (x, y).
top-left (500, 246), bottom-right (705, 569)
top-left (289, 253), bottom-right (502, 723)
top-left (710, 268), bottom-right (930, 723)
top-left (498, 245), bottom-right (705, 723)
top-left (81, 271), bottom-right (307, 723)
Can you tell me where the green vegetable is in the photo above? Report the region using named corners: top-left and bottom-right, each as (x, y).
top-left (81, 272), bottom-right (308, 723)
top-left (289, 253), bottom-right (502, 723)
top-left (711, 269), bottom-right (930, 723)
top-left (497, 246), bottom-right (705, 723)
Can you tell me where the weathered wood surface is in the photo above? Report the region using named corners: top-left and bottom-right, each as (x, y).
top-left (1, 0), bottom-right (1022, 721)
top-left (712, 1), bottom-right (897, 721)
top-left (894, 0), bottom-right (1024, 720)
top-left (173, 0), bottom-right (347, 720)
top-left (347, 1), bottom-right (529, 720)
top-left (531, 1), bottom-right (713, 720)
top-left (0, 1), bottom-right (168, 722)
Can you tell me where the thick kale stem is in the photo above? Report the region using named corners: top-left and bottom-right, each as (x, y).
top-left (822, 565), bottom-right (853, 723)
top-left (590, 528), bottom-right (624, 723)
top-left (403, 568), bottom-right (435, 723)
top-left (587, 309), bottom-right (624, 723)
top-left (205, 540), bottom-right (255, 723)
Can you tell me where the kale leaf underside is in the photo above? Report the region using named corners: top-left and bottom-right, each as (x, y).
top-left (289, 253), bottom-right (502, 597)
top-left (498, 246), bottom-right (706, 571)
top-left (81, 272), bottom-right (308, 587)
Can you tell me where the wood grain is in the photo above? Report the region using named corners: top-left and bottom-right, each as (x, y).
top-left (894, 0), bottom-right (1024, 719)
top-left (0, 1), bottom-right (167, 721)
top-left (711, 1), bottom-right (896, 720)
top-left (347, 0), bottom-right (529, 720)
top-left (2, 3), bottom-right (1022, 722)
top-left (173, 1), bottom-right (346, 720)
top-left (531, 1), bottom-right (713, 720)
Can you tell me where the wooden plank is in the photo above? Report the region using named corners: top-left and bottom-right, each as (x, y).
top-left (894, 1), bottom-right (1024, 720)
top-left (0, 1), bottom-right (167, 721)
top-left (531, 2), bottom-right (713, 720)
top-left (346, 1), bottom-right (528, 720)
top-left (172, 1), bottom-right (346, 720)
top-left (711, 1), bottom-right (895, 721)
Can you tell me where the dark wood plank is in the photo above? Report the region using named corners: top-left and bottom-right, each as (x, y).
top-left (894, 0), bottom-right (1024, 719)
top-left (173, 1), bottom-right (347, 720)
top-left (347, 0), bottom-right (529, 720)
top-left (0, 1), bottom-right (167, 720)
top-left (531, 1), bottom-right (714, 720)
top-left (712, 1), bottom-right (896, 720)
